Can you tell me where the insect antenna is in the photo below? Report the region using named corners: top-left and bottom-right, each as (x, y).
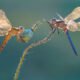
top-left (31, 20), bottom-right (50, 32)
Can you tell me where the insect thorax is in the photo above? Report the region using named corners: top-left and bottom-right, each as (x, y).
top-left (50, 20), bottom-right (67, 29)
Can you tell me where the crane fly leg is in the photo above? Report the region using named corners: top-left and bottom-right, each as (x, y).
top-left (0, 35), bottom-right (11, 52)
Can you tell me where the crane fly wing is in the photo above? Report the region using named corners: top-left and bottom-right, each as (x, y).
top-left (66, 20), bottom-right (79, 31)
top-left (0, 10), bottom-right (12, 36)
top-left (64, 7), bottom-right (80, 31)
top-left (76, 22), bottom-right (80, 31)
top-left (66, 21), bottom-right (80, 32)
top-left (65, 7), bottom-right (80, 21)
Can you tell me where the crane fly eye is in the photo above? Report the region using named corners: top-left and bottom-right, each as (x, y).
top-left (19, 26), bottom-right (24, 29)
top-left (52, 19), bottom-right (56, 21)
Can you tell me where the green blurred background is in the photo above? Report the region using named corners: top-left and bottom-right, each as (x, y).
top-left (0, 0), bottom-right (80, 80)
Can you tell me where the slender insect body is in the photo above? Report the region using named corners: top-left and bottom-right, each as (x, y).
top-left (50, 19), bottom-right (67, 30)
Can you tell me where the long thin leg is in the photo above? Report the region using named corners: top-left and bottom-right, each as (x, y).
top-left (57, 28), bottom-right (59, 34)
top-left (65, 7), bottom-right (80, 21)
top-left (17, 34), bottom-right (22, 42)
top-left (14, 28), bottom-right (56, 80)
top-left (31, 21), bottom-right (49, 32)
top-left (0, 35), bottom-right (11, 52)
top-left (64, 29), bottom-right (78, 56)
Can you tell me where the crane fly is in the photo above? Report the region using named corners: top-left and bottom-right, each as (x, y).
top-left (47, 7), bottom-right (80, 56)
top-left (0, 10), bottom-right (25, 52)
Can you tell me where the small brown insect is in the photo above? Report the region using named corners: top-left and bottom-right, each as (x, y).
top-left (0, 10), bottom-right (24, 52)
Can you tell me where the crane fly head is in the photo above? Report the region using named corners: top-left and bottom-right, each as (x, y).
top-left (52, 18), bottom-right (56, 21)
top-left (50, 18), bottom-right (57, 24)
top-left (19, 26), bottom-right (24, 33)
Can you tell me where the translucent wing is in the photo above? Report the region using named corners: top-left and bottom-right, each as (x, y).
top-left (0, 10), bottom-right (12, 36)
top-left (76, 22), bottom-right (80, 31)
top-left (66, 20), bottom-right (79, 31)
top-left (66, 20), bottom-right (80, 32)
top-left (65, 7), bottom-right (80, 21)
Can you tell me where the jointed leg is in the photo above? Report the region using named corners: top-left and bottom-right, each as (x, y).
top-left (17, 34), bottom-right (20, 41)
top-left (0, 35), bottom-right (11, 52)
top-left (17, 34), bottom-right (22, 42)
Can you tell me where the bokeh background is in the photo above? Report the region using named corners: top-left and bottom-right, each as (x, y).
top-left (0, 0), bottom-right (80, 80)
